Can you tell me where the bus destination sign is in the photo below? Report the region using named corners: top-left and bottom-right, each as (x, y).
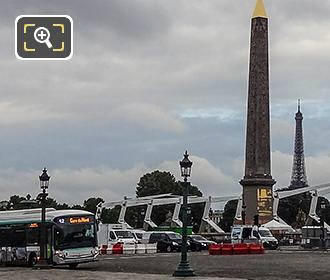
top-left (69, 217), bottom-right (91, 224)
top-left (55, 216), bottom-right (93, 225)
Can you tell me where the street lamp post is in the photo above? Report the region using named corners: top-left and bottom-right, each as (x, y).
top-left (173, 151), bottom-right (195, 277)
top-left (37, 168), bottom-right (50, 267)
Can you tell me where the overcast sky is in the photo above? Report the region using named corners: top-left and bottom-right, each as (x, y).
top-left (0, 0), bottom-right (330, 205)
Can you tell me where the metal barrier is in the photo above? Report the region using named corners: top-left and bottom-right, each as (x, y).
top-left (209, 243), bottom-right (264, 255)
top-left (100, 243), bottom-right (157, 255)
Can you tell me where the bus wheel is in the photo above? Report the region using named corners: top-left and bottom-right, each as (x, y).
top-left (69, 263), bottom-right (79, 269)
top-left (28, 254), bottom-right (37, 267)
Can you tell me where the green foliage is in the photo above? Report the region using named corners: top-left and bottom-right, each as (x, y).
top-left (8, 195), bottom-right (26, 209)
top-left (278, 193), bottom-right (330, 228)
top-left (135, 170), bottom-right (203, 230)
top-left (278, 193), bottom-right (311, 228)
top-left (101, 206), bottom-right (121, 224)
top-left (219, 199), bottom-right (238, 232)
top-left (137, 171), bottom-right (175, 197)
top-left (83, 197), bottom-right (104, 214)
top-left (45, 197), bottom-right (59, 209)
top-left (137, 170), bottom-right (202, 197)
top-left (316, 197), bottom-right (330, 225)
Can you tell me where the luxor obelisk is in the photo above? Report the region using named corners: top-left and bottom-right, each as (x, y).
top-left (240, 0), bottom-right (276, 225)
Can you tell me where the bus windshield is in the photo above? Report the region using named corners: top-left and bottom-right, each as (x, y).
top-left (55, 221), bottom-right (96, 250)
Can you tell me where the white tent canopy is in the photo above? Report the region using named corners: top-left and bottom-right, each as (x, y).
top-left (262, 219), bottom-right (294, 232)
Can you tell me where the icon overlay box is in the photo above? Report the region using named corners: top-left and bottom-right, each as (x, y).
top-left (15, 15), bottom-right (73, 60)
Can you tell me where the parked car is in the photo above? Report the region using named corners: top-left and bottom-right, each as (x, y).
top-left (149, 232), bottom-right (186, 252)
top-left (188, 235), bottom-right (216, 251)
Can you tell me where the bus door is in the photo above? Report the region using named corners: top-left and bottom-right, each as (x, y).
top-left (11, 227), bottom-right (28, 263)
top-left (0, 227), bottom-right (11, 263)
top-left (26, 223), bottom-right (40, 262)
top-left (47, 225), bottom-right (53, 261)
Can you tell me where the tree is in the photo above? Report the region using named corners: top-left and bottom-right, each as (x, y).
top-left (101, 206), bottom-right (121, 224)
top-left (45, 197), bottom-right (59, 209)
top-left (136, 170), bottom-right (203, 230)
top-left (83, 197), bottom-right (104, 214)
top-left (136, 171), bottom-right (178, 197)
top-left (71, 204), bottom-right (84, 210)
top-left (219, 199), bottom-right (238, 232)
top-left (278, 193), bottom-right (312, 228)
top-left (56, 202), bottom-right (70, 210)
top-left (8, 195), bottom-right (25, 209)
top-left (137, 170), bottom-right (202, 198)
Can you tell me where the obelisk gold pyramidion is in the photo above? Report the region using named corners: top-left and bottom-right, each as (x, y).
top-left (240, 0), bottom-right (276, 225)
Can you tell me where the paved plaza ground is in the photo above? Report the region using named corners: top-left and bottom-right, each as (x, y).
top-left (1, 250), bottom-right (329, 279)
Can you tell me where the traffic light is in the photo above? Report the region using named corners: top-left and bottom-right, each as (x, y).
top-left (253, 214), bottom-right (259, 226)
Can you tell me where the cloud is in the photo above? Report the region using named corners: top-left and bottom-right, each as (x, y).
top-left (159, 155), bottom-right (240, 197)
top-left (109, 103), bottom-right (185, 133)
top-left (0, 102), bottom-right (71, 125)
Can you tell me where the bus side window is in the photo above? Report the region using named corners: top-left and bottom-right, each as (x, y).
top-left (11, 228), bottom-right (26, 247)
top-left (0, 228), bottom-right (11, 247)
top-left (26, 228), bottom-right (39, 245)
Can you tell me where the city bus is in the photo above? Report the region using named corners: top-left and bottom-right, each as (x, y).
top-left (0, 208), bottom-right (98, 268)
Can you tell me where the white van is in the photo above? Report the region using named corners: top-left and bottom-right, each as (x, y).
top-left (231, 225), bottom-right (278, 249)
top-left (131, 229), bottom-right (151, 244)
top-left (98, 224), bottom-right (137, 246)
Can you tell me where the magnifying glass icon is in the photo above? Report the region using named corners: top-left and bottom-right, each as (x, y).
top-left (34, 27), bottom-right (53, 48)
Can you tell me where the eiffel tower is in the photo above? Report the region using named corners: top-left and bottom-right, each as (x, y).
top-left (290, 100), bottom-right (308, 189)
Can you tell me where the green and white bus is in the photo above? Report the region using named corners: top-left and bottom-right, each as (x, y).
top-left (0, 208), bottom-right (98, 268)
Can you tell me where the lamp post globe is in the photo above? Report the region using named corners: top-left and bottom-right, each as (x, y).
top-left (173, 151), bottom-right (195, 277)
top-left (39, 167), bottom-right (50, 190)
top-left (180, 151), bottom-right (192, 179)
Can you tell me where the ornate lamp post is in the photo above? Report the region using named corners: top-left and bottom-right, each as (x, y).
top-left (37, 168), bottom-right (50, 266)
top-left (173, 151), bottom-right (195, 277)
